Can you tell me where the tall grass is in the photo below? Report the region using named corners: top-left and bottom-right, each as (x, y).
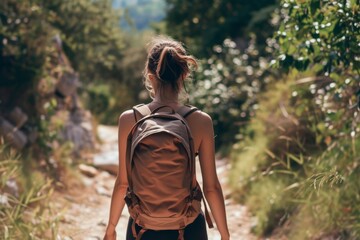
top-left (230, 75), bottom-right (360, 239)
top-left (0, 145), bottom-right (59, 239)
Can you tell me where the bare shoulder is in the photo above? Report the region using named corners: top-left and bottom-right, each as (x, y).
top-left (118, 109), bottom-right (136, 132)
top-left (191, 108), bottom-right (212, 121)
top-left (187, 108), bottom-right (213, 129)
top-left (119, 109), bottom-right (134, 121)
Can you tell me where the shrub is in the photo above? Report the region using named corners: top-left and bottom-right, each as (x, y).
top-left (189, 38), bottom-right (279, 151)
top-left (230, 0), bottom-right (360, 237)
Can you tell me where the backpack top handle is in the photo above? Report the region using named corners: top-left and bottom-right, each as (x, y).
top-left (133, 104), bottom-right (198, 121)
top-left (132, 104), bottom-right (151, 122)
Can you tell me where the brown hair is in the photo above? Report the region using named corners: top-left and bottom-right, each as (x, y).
top-left (144, 36), bottom-right (197, 98)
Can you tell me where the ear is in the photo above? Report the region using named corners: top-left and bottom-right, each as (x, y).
top-left (178, 73), bottom-right (187, 90)
top-left (148, 74), bottom-right (157, 89)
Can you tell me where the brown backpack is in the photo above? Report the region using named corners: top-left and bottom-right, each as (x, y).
top-left (124, 104), bottom-right (214, 240)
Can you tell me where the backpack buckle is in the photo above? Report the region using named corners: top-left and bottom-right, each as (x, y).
top-left (125, 189), bottom-right (140, 206)
top-left (192, 186), bottom-right (203, 201)
top-left (124, 193), bottom-right (133, 206)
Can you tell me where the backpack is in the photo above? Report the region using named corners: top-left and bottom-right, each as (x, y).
top-left (124, 104), bottom-right (214, 240)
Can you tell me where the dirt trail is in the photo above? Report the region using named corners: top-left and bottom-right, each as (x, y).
top-left (55, 125), bottom-right (256, 240)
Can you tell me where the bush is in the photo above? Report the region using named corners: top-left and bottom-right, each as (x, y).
top-left (230, 0), bottom-right (360, 237)
top-left (189, 38), bottom-right (279, 151)
top-left (230, 72), bottom-right (360, 237)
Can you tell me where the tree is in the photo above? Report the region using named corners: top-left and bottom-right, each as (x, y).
top-left (42, 0), bottom-right (126, 83)
top-left (0, 0), bottom-right (129, 149)
top-left (165, 0), bottom-right (277, 56)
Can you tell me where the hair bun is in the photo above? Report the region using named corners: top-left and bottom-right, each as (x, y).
top-left (144, 36), bottom-right (197, 95)
top-left (156, 46), bottom-right (183, 83)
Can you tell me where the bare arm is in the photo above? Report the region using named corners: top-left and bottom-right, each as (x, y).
top-left (104, 110), bottom-right (134, 239)
top-left (198, 113), bottom-right (230, 239)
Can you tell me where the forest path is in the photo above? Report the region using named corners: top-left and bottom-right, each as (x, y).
top-left (55, 125), bottom-right (256, 240)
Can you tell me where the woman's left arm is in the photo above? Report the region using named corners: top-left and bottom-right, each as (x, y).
top-left (197, 113), bottom-right (230, 240)
top-left (104, 110), bottom-right (134, 239)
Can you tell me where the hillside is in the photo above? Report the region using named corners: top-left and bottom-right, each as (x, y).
top-left (113, 0), bottom-right (166, 30)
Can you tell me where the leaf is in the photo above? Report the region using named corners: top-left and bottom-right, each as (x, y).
top-left (287, 153), bottom-right (304, 165)
top-left (4, 225), bottom-right (9, 240)
top-left (310, 0), bottom-right (321, 15)
top-left (283, 182), bottom-right (300, 191)
top-left (333, 20), bottom-right (342, 36)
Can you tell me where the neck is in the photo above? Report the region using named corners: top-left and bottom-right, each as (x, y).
top-left (152, 97), bottom-right (179, 104)
top-left (152, 90), bottom-right (179, 104)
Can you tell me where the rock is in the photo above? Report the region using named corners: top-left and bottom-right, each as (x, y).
top-left (83, 237), bottom-right (101, 240)
top-left (97, 125), bottom-right (118, 144)
top-left (93, 149), bottom-right (118, 175)
top-left (60, 121), bottom-right (94, 155)
top-left (97, 171), bottom-right (112, 181)
top-left (56, 235), bottom-right (73, 240)
top-left (0, 194), bottom-right (9, 207)
top-left (4, 179), bottom-right (19, 198)
top-left (223, 189), bottom-right (232, 200)
top-left (78, 164), bottom-right (98, 178)
top-left (58, 108), bottom-right (96, 156)
top-left (95, 185), bottom-right (111, 197)
top-left (82, 177), bottom-right (94, 187)
top-left (56, 72), bottom-right (79, 97)
top-left (0, 118), bottom-right (28, 150)
top-left (8, 107), bottom-right (28, 128)
top-left (97, 220), bottom-right (107, 227)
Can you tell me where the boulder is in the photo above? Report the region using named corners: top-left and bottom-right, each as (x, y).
top-left (93, 149), bottom-right (118, 175)
top-left (7, 107), bottom-right (28, 128)
top-left (78, 164), bottom-right (98, 178)
top-left (0, 117), bottom-right (28, 149)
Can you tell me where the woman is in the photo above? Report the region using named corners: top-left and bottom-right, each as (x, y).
top-left (104, 36), bottom-right (230, 240)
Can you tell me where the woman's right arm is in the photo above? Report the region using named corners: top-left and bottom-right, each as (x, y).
top-left (104, 110), bottom-right (134, 240)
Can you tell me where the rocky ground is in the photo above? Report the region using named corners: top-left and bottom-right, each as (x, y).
top-left (54, 125), bottom-right (257, 240)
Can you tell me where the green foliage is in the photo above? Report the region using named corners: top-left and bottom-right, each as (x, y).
top-left (189, 37), bottom-right (279, 150)
top-left (164, 0), bottom-right (282, 150)
top-left (246, 176), bottom-right (290, 236)
top-left (0, 146), bottom-right (59, 239)
top-left (289, 139), bottom-right (360, 239)
top-left (165, 0), bottom-right (277, 56)
top-left (1, 0), bottom-right (125, 85)
top-left (83, 82), bottom-right (135, 124)
top-left (231, 78), bottom-right (360, 237)
top-left (0, 0), bottom-right (55, 87)
top-left (273, 0), bottom-right (360, 73)
top-left (82, 30), bottom-right (153, 124)
top-left (230, 80), bottom-right (297, 233)
top-left (0, 0), bottom-right (128, 100)
top-left (230, 0), bottom-right (360, 237)
top-left (43, 0), bottom-right (126, 83)
top-left (0, 0), bottom-right (131, 149)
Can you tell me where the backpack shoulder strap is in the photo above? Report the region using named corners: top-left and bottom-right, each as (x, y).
top-left (132, 104), bottom-right (151, 122)
top-left (177, 104), bottom-right (199, 118)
